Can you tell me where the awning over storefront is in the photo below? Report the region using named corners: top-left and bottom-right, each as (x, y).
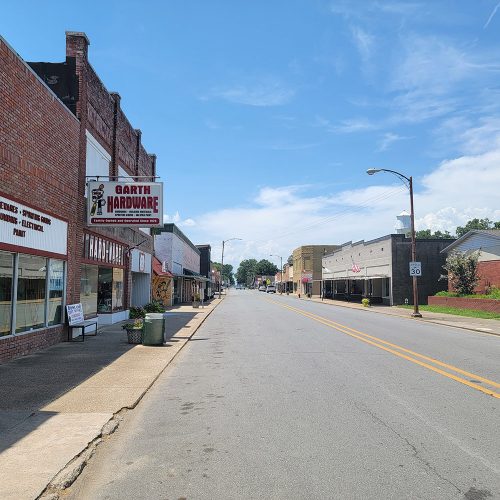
top-left (322, 274), bottom-right (389, 281)
top-left (178, 269), bottom-right (210, 282)
top-left (152, 257), bottom-right (173, 277)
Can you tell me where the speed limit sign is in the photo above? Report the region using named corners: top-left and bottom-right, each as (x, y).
top-left (409, 261), bottom-right (422, 276)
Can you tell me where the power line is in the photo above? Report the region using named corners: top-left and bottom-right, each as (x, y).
top-left (250, 185), bottom-right (407, 244)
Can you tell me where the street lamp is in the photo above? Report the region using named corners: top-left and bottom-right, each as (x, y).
top-left (219, 238), bottom-right (242, 298)
top-left (270, 254), bottom-right (283, 293)
top-left (366, 168), bottom-right (422, 317)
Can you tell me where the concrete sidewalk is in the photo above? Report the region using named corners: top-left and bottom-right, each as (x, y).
top-left (0, 299), bottom-right (222, 500)
top-left (287, 294), bottom-right (500, 336)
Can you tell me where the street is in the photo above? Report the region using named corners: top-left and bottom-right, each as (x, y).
top-left (68, 291), bottom-right (500, 500)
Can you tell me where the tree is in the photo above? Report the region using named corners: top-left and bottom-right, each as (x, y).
top-left (212, 262), bottom-right (234, 285)
top-left (456, 218), bottom-right (494, 238)
top-left (287, 254), bottom-right (293, 267)
top-left (235, 259), bottom-right (257, 286)
top-left (255, 259), bottom-right (279, 276)
top-left (415, 229), bottom-right (453, 239)
top-left (443, 251), bottom-right (480, 295)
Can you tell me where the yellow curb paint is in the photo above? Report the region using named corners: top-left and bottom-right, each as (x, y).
top-left (265, 298), bottom-right (500, 399)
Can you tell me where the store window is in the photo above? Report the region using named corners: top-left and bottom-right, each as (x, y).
top-left (80, 264), bottom-right (98, 317)
top-left (16, 254), bottom-right (46, 333)
top-left (97, 267), bottom-right (113, 313)
top-left (0, 251), bottom-right (13, 337)
top-left (48, 259), bottom-right (65, 326)
top-left (112, 268), bottom-right (124, 311)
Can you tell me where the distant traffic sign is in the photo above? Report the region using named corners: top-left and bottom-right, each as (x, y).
top-left (409, 261), bottom-right (422, 276)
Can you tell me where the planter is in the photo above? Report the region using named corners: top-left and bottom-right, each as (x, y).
top-left (428, 296), bottom-right (500, 313)
top-left (192, 301), bottom-right (200, 308)
top-left (126, 328), bottom-right (143, 344)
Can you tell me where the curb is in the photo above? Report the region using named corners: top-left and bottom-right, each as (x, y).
top-left (37, 298), bottom-right (224, 499)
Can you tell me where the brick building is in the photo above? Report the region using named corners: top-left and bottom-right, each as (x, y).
top-left (0, 32), bottom-right (157, 362)
top-left (292, 245), bottom-right (340, 296)
top-left (440, 229), bottom-right (500, 293)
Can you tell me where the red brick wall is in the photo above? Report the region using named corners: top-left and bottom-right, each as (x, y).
top-left (477, 260), bottom-right (500, 293)
top-left (67, 32), bottom-right (154, 310)
top-left (0, 327), bottom-right (66, 363)
top-left (0, 32), bottom-right (156, 363)
top-left (448, 260), bottom-right (500, 294)
top-left (0, 36), bottom-right (80, 361)
top-left (428, 296), bottom-right (500, 313)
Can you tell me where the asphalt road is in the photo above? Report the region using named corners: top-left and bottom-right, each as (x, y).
top-left (69, 291), bottom-right (500, 500)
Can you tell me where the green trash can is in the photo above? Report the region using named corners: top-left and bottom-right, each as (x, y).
top-left (142, 313), bottom-right (165, 345)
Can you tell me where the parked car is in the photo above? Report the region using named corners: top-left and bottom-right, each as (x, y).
top-left (266, 285), bottom-right (276, 293)
top-left (258, 285), bottom-right (266, 291)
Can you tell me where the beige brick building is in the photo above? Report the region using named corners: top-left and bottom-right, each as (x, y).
top-left (292, 245), bottom-right (339, 296)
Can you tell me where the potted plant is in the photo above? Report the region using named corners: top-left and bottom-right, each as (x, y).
top-left (192, 292), bottom-right (201, 308)
top-left (362, 298), bottom-right (370, 307)
top-left (122, 319), bottom-right (143, 344)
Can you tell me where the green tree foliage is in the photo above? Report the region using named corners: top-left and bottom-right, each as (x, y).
top-left (235, 259), bottom-right (258, 285)
top-left (212, 262), bottom-right (234, 285)
top-left (416, 218), bottom-right (500, 240)
top-left (287, 254), bottom-right (293, 266)
top-left (415, 229), bottom-right (453, 239)
top-left (455, 218), bottom-right (498, 238)
top-left (443, 251), bottom-right (480, 295)
top-left (255, 259), bottom-right (279, 276)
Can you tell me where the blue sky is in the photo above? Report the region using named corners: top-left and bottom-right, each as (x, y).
top-left (2, 1), bottom-right (500, 268)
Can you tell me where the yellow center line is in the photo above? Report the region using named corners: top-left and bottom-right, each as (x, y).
top-left (264, 297), bottom-right (500, 399)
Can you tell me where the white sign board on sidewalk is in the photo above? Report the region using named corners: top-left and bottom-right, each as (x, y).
top-left (409, 261), bottom-right (422, 276)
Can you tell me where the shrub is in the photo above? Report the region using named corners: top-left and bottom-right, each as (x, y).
top-left (443, 251), bottom-right (480, 296)
top-left (129, 306), bottom-right (146, 319)
top-left (435, 291), bottom-right (459, 297)
top-left (144, 301), bottom-right (165, 313)
top-left (122, 319), bottom-right (143, 330)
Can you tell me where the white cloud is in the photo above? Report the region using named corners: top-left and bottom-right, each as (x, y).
top-left (484, 1), bottom-right (500, 29)
top-left (182, 138), bottom-right (500, 269)
top-left (435, 116), bottom-right (500, 155)
top-left (376, 132), bottom-right (410, 151)
top-left (335, 118), bottom-right (379, 133)
top-left (350, 25), bottom-right (375, 64)
top-left (163, 212), bottom-right (196, 228)
top-left (389, 36), bottom-right (500, 123)
top-left (206, 78), bottom-right (295, 107)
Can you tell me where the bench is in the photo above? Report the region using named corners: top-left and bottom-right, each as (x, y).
top-left (66, 303), bottom-right (98, 342)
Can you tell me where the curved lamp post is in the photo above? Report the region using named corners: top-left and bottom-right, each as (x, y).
top-left (270, 254), bottom-right (283, 293)
top-left (366, 168), bottom-right (422, 317)
top-left (219, 238), bottom-right (242, 298)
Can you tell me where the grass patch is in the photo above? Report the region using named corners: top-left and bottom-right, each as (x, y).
top-left (435, 288), bottom-right (500, 299)
top-left (397, 304), bottom-right (500, 320)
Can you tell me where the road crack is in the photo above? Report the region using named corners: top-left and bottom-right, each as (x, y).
top-left (353, 402), bottom-right (462, 495)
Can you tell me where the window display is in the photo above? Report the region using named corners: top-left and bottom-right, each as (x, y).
top-left (16, 254), bottom-right (46, 333)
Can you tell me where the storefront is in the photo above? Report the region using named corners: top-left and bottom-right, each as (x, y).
top-left (152, 257), bottom-right (173, 306)
top-left (322, 234), bottom-right (454, 306)
top-left (0, 193), bottom-right (68, 338)
top-left (130, 249), bottom-right (152, 307)
top-left (80, 231), bottom-right (128, 324)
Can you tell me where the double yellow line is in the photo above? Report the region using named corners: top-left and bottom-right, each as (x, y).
top-left (265, 298), bottom-right (500, 399)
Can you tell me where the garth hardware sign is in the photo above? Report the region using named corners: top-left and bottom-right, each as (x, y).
top-left (87, 181), bottom-right (163, 227)
top-left (0, 193), bottom-right (68, 256)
